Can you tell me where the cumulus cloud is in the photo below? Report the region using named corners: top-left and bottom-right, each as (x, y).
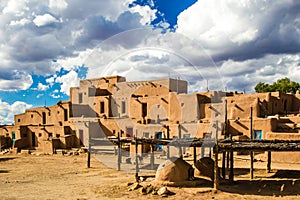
top-left (37, 83), bottom-right (49, 91)
top-left (0, 71), bottom-right (33, 91)
top-left (0, 100), bottom-right (32, 124)
top-left (177, 0), bottom-right (300, 61)
top-left (49, 0), bottom-right (68, 11)
top-left (0, 0), bottom-right (145, 90)
top-left (33, 13), bottom-right (60, 27)
top-left (55, 70), bottom-right (80, 95)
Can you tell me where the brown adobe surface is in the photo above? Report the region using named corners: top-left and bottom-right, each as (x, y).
top-left (0, 153), bottom-right (300, 199)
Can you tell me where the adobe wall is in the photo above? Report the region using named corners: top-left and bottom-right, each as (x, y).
top-left (228, 118), bottom-right (275, 138)
top-left (265, 131), bottom-right (300, 163)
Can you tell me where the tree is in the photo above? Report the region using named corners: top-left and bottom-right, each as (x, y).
top-left (254, 77), bottom-right (300, 94)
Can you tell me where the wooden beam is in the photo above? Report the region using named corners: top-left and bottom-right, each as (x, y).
top-left (229, 151), bottom-right (234, 182)
top-left (193, 147), bottom-right (197, 164)
top-left (87, 133), bottom-right (91, 168)
top-left (117, 132), bottom-right (121, 171)
top-left (222, 152), bottom-right (226, 179)
top-left (267, 151), bottom-right (271, 173)
top-left (250, 107), bottom-right (254, 180)
top-left (214, 145), bottom-right (219, 190)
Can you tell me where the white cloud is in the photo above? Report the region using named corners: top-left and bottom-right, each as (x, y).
top-left (33, 13), bottom-right (59, 27)
top-left (49, 0), bottom-right (68, 11)
top-left (2, 0), bottom-right (29, 16)
top-left (51, 94), bottom-right (61, 99)
top-left (0, 71), bottom-right (33, 91)
top-left (130, 5), bottom-right (157, 25)
top-left (0, 100), bottom-right (32, 124)
top-left (176, 0), bottom-right (300, 60)
top-left (9, 18), bottom-right (31, 26)
top-left (36, 94), bottom-right (44, 98)
top-left (37, 83), bottom-right (49, 91)
top-left (55, 70), bottom-right (80, 95)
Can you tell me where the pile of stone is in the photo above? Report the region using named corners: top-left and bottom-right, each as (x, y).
top-left (127, 182), bottom-right (174, 197)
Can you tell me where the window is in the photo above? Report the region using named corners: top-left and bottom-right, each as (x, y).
top-left (126, 127), bottom-right (133, 137)
top-left (31, 114), bottom-right (34, 118)
top-left (48, 133), bottom-right (53, 137)
top-left (143, 132), bottom-right (149, 138)
top-left (56, 134), bottom-right (60, 138)
top-left (100, 101), bottom-right (105, 114)
top-left (23, 133), bottom-right (28, 138)
top-left (79, 93), bottom-right (83, 104)
top-left (42, 112), bottom-right (46, 124)
top-left (64, 109), bottom-right (68, 121)
top-left (142, 103), bottom-right (147, 117)
top-left (17, 119), bottom-right (21, 122)
top-left (39, 133), bottom-right (42, 137)
top-left (48, 112), bottom-right (51, 116)
top-left (121, 101), bottom-right (126, 114)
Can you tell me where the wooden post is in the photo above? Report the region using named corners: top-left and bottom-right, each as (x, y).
top-left (222, 152), bottom-right (226, 179)
top-left (214, 144), bottom-right (219, 189)
top-left (150, 144), bottom-right (155, 170)
top-left (87, 134), bottom-right (91, 168)
top-left (250, 107), bottom-right (254, 180)
top-left (193, 147), bottom-right (197, 165)
top-left (229, 150), bottom-right (234, 182)
top-left (135, 136), bottom-right (139, 182)
top-left (117, 132), bottom-right (121, 171)
top-left (167, 126), bottom-right (170, 159)
top-left (178, 124), bottom-right (182, 158)
top-left (267, 151), bottom-right (271, 173)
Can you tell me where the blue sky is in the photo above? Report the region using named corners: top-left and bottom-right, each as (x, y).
top-left (0, 0), bottom-right (300, 124)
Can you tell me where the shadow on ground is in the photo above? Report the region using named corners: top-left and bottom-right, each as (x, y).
top-left (0, 157), bottom-right (16, 162)
top-left (219, 169), bottom-right (300, 196)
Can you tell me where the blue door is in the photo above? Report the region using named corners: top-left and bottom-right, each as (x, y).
top-left (155, 132), bottom-right (162, 150)
top-left (254, 130), bottom-right (262, 140)
top-left (12, 132), bottom-right (16, 143)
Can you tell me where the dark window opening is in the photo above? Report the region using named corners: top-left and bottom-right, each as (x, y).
top-left (100, 101), bottom-right (105, 114)
top-left (31, 114), bottom-right (33, 118)
top-left (79, 129), bottom-right (84, 146)
top-left (59, 121), bottom-right (63, 126)
top-left (142, 103), bottom-right (147, 118)
top-left (48, 133), bottom-right (53, 137)
top-left (56, 134), bottom-right (60, 138)
top-left (121, 101), bottom-right (126, 114)
top-left (79, 93), bottom-right (83, 104)
top-left (17, 119), bottom-right (21, 122)
top-left (42, 112), bottom-right (46, 124)
top-left (64, 109), bottom-right (68, 121)
top-left (39, 133), bottom-right (42, 137)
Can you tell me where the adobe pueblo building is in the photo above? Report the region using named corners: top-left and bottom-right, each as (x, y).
top-left (1, 75), bottom-right (300, 162)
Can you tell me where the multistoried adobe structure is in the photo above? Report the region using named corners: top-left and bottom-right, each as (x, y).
top-left (1, 75), bottom-right (300, 161)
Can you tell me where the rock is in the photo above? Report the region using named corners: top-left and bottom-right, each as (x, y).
top-left (139, 187), bottom-right (147, 195)
top-left (157, 186), bottom-right (169, 196)
top-left (127, 182), bottom-right (134, 186)
top-left (145, 184), bottom-right (153, 194)
top-left (156, 157), bottom-right (194, 182)
top-left (194, 157), bottom-right (214, 181)
top-left (128, 182), bottom-right (140, 191)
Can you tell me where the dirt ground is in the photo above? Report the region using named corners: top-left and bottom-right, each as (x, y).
top-left (1, 153), bottom-right (300, 200)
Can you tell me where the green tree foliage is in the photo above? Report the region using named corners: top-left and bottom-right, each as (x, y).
top-left (255, 78), bottom-right (300, 94)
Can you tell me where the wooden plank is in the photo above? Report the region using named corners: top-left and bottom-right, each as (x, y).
top-left (214, 145), bottom-right (219, 190)
top-left (267, 151), bottom-right (271, 173)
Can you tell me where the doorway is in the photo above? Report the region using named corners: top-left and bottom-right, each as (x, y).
top-left (155, 132), bottom-right (163, 150)
top-left (31, 132), bottom-right (36, 147)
